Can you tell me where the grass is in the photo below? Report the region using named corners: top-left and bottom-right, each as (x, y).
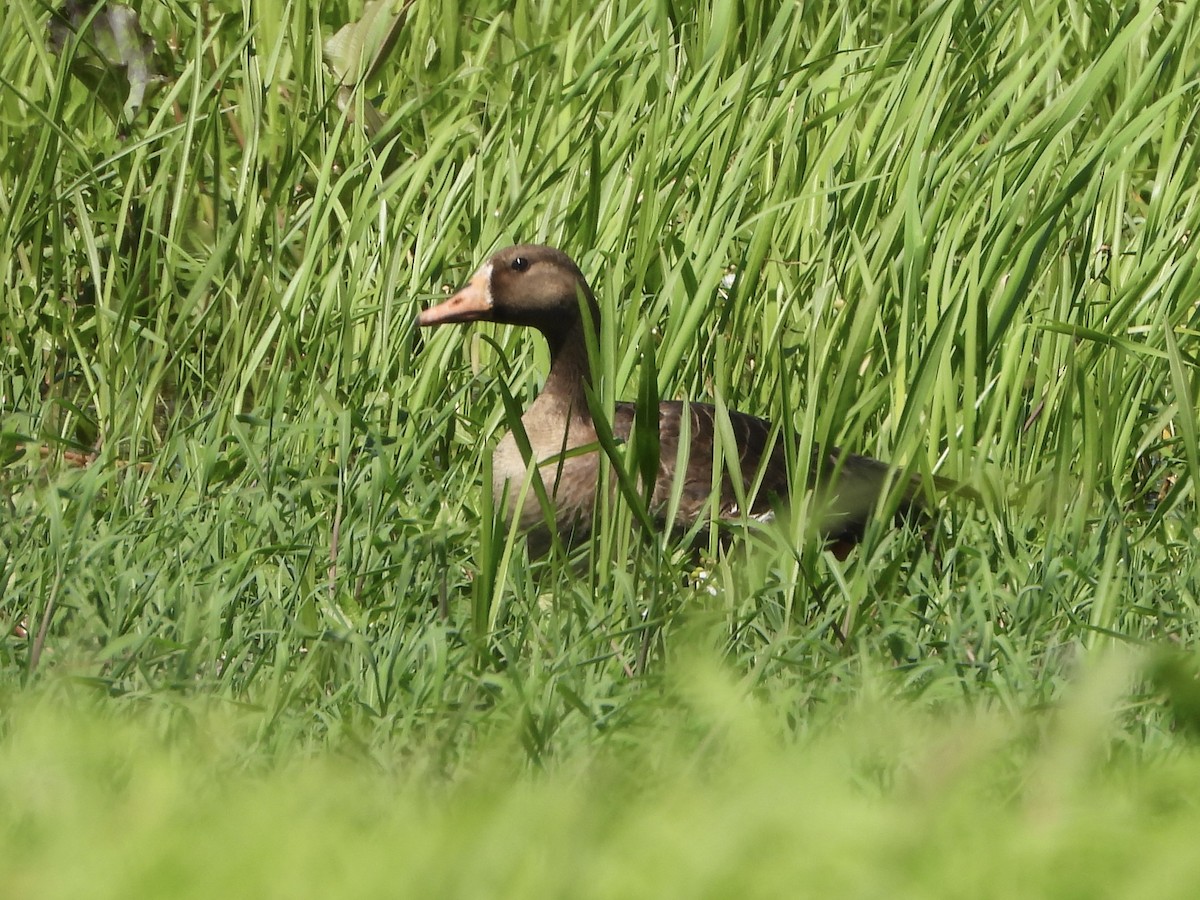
top-left (2, 0), bottom-right (1200, 894)
top-left (5, 659), bottom-right (1200, 899)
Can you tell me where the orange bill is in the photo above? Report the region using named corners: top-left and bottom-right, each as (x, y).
top-left (418, 272), bottom-right (492, 326)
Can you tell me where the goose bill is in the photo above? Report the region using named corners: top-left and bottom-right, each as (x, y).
top-left (418, 271), bottom-right (493, 326)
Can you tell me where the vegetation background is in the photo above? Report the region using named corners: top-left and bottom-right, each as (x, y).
top-left (3, 0), bottom-right (1200, 895)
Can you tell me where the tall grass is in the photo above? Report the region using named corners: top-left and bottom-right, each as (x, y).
top-left (2, 0), bottom-right (1200, 890)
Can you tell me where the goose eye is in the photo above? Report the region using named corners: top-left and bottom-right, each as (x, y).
top-left (511, 256), bottom-right (530, 272)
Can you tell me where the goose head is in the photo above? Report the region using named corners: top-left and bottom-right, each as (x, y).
top-left (418, 244), bottom-right (599, 346)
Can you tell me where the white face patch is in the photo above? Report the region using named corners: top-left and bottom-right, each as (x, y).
top-left (477, 262), bottom-right (494, 308)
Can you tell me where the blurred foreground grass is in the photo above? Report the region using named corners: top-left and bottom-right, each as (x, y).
top-left (4, 654), bottom-right (1200, 899)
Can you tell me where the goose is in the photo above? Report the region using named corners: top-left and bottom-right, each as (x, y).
top-left (419, 244), bottom-right (950, 557)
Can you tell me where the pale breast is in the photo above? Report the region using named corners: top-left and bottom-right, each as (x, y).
top-left (492, 420), bottom-right (603, 532)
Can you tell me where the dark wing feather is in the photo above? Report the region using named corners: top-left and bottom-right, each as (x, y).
top-left (611, 400), bottom-right (923, 545)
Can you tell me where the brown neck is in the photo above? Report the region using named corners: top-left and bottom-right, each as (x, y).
top-left (534, 318), bottom-right (593, 424)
